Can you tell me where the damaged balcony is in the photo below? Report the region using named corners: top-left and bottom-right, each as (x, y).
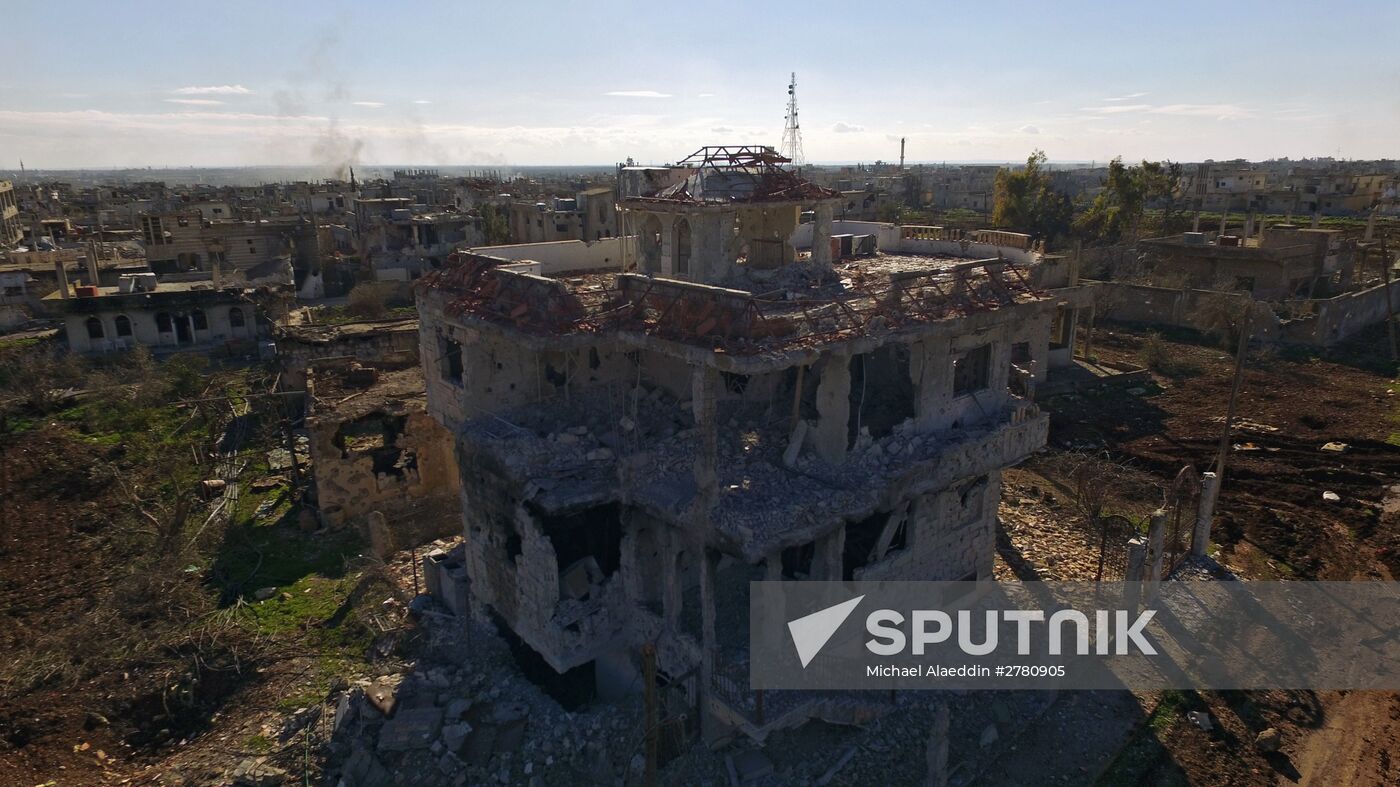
top-left (456, 382), bottom-right (1046, 561)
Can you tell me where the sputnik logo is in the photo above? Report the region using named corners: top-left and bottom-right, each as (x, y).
top-left (787, 595), bottom-right (864, 668)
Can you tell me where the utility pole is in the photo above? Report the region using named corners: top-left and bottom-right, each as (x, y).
top-left (1212, 301), bottom-right (1254, 489)
top-left (1383, 239), bottom-right (1397, 362)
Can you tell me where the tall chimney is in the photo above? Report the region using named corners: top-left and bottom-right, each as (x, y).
top-left (54, 259), bottom-right (70, 299)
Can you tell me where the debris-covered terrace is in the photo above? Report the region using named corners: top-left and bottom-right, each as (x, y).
top-left (456, 384), bottom-right (1045, 561)
top-left (418, 251), bottom-right (1049, 358)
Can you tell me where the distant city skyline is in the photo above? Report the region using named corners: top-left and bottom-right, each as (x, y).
top-left (2, 0), bottom-right (1397, 169)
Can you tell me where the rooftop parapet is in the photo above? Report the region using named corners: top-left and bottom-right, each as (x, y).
top-left (419, 251), bottom-right (1048, 357)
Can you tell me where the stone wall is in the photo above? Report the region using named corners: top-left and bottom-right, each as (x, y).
top-left (64, 300), bottom-right (256, 354)
top-left (308, 407), bottom-right (461, 532)
top-left (278, 319), bottom-right (419, 390)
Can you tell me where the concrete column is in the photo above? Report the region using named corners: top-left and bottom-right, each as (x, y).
top-left (1144, 509), bottom-right (1166, 598)
top-left (811, 202), bottom-right (833, 268)
top-left (690, 364), bottom-right (719, 518)
top-left (659, 215), bottom-right (676, 276)
top-left (698, 547), bottom-right (720, 741)
top-left (662, 541), bottom-right (684, 629)
top-left (85, 242), bottom-right (100, 286)
top-left (53, 259), bottom-right (70, 299)
top-left (763, 551), bottom-right (783, 581)
top-left (811, 352), bottom-right (851, 464)
top-left (925, 703), bottom-right (950, 787)
top-left (1218, 211), bottom-right (1228, 237)
top-left (812, 525), bottom-right (845, 581)
top-left (1192, 471), bottom-right (1220, 557)
top-left (1126, 537), bottom-right (1147, 583)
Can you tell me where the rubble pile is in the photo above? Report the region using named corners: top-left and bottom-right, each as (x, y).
top-left (325, 608), bottom-right (648, 787)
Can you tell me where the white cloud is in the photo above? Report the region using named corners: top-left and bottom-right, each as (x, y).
top-left (1018, 124), bottom-right (1040, 135)
top-left (1150, 103), bottom-right (1251, 119)
top-left (697, 92), bottom-right (716, 98)
top-left (412, 100), bottom-right (432, 105)
top-left (352, 101), bottom-right (385, 108)
top-left (1081, 104), bottom-right (1154, 114)
top-left (711, 126), bottom-right (733, 133)
top-left (1104, 91), bottom-right (1149, 101)
top-left (604, 90), bottom-right (671, 98)
top-left (172, 85), bottom-right (252, 95)
top-left (1080, 101), bottom-right (1251, 121)
top-left (165, 98), bottom-right (225, 106)
top-left (832, 121), bottom-right (865, 133)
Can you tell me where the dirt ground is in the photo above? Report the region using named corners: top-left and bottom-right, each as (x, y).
top-left (1052, 324), bottom-right (1400, 581)
top-left (1024, 322), bottom-right (1400, 787)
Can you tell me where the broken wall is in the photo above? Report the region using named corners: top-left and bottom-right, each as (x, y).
top-left (309, 408), bottom-right (461, 532)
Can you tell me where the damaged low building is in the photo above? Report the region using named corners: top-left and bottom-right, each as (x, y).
top-left (305, 357), bottom-right (461, 533)
top-left (415, 146), bottom-right (1089, 740)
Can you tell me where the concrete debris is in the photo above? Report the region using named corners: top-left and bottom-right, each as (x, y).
top-left (230, 757), bottom-right (287, 787)
top-left (1320, 441), bottom-right (1349, 453)
top-left (1187, 710), bottom-right (1213, 732)
top-left (1322, 490), bottom-right (1341, 502)
top-left (364, 681), bottom-right (398, 717)
top-left (1255, 727), bottom-right (1282, 752)
top-left (377, 707), bottom-right (444, 752)
top-left (726, 749), bottom-right (775, 785)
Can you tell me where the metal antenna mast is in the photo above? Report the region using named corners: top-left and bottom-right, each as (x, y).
top-left (781, 72), bottom-right (804, 167)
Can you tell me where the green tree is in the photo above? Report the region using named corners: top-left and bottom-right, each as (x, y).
top-left (479, 203), bottom-right (511, 245)
top-left (992, 150), bottom-right (1073, 243)
top-left (1077, 158), bottom-right (1184, 243)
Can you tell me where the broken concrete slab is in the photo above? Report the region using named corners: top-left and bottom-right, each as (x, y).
top-left (377, 707), bottom-right (444, 753)
top-left (732, 749), bottom-right (775, 783)
top-left (231, 757), bottom-right (287, 787)
top-left (364, 681), bottom-right (397, 717)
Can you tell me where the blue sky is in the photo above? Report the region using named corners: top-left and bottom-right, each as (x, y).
top-left (1, 0), bottom-right (1396, 168)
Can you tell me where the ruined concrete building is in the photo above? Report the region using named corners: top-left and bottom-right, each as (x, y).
top-left (305, 357), bottom-right (460, 533)
top-left (416, 146), bottom-right (1088, 738)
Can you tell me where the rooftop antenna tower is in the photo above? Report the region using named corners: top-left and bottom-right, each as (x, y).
top-left (781, 72), bottom-right (804, 168)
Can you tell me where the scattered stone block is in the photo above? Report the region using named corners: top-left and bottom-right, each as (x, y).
top-left (377, 707), bottom-right (443, 753)
top-left (1255, 727), bottom-right (1281, 752)
top-left (231, 757), bottom-right (286, 787)
top-left (1321, 442), bottom-right (1349, 453)
top-left (441, 721), bottom-right (472, 753)
top-left (365, 682), bottom-right (397, 717)
top-left (1187, 710), bottom-right (1213, 732)
top-left (730, 749), bottom-right (774, 783)
top-left (979, 723), bottom-right (998, 747)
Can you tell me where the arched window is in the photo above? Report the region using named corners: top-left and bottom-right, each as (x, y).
top-left (191, 309), bottom-right (208, 331)
top-left (639, 214), bottom-right (663, 274)
top-left (85, 316), bottom-right (104, 339)
top-left (229, 307), bottom-right (245, 328)
top-left (675, 218), bottom-right (692, 277)
top-left (156, 312), bottom-right (173, 333)
top-left (114, 315), bottom-right (132, 337)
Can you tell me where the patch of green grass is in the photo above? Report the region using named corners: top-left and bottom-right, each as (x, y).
top-left (314, 304), bottom-right (417, 326)
top-left (245, 734), bottom-right (273, 754)
top-left (0, 336), bottom-right (41, 351)
top-left (1096, 690), bottom-right (1196, 787)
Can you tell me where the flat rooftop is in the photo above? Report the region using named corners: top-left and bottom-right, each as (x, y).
top-left (308, 360), bottom-right (426, 421)
top-left (420, 250), bottom-right (1049, 357)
